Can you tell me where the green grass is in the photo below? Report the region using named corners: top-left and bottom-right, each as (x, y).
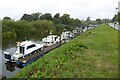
top-left (14, 24), bottom-right (118, 78)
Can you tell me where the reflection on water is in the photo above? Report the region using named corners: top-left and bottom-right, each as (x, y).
top-left (5, 61), bottom-right (23, 72)
top-left (5, 62), bottom-right (16, 72)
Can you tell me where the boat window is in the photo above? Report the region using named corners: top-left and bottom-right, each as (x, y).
top-left (55, 37), bottom-right (57, 41)
top-left (51, 41), bottom-right (54, 43)
top-left (27, 44), bottom-right (36, 49)
top-left (20, 46), bottom-right (25, 54)
top-left (47, 42), bottom-right (50, 44)
top-left (5, 54), bottom-right (11, 59)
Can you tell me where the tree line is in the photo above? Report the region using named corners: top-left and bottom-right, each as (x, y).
top-left (2, 13), bottom-right (82, 41)
top-left (2, 12), bottom-right (111, 42)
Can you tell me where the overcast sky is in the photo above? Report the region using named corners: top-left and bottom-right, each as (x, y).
top-left (0, 0), bottom-right (119, 20)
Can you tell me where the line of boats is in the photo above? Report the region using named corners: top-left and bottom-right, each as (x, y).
top-left (4, 30), bottom-right (80, 62)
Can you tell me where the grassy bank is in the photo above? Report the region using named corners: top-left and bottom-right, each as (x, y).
top-left (14, 24), bottom-right (118, 78)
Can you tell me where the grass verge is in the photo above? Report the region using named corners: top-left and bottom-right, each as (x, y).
top-left (14, 24), bottom-right (118, 78)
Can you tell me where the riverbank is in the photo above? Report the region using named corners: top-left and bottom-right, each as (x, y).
top-left (14, 24), bottom-right (118, 78)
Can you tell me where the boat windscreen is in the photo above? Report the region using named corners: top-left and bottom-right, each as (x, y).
top-left (20, 46), bottom-right (24, 54)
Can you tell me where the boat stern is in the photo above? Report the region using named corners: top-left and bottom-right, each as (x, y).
top-left (4, 51), bottom-right (16, 62)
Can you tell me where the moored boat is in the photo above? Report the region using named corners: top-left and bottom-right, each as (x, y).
top-left (42, 35), bottom-right (60, 47)
top-left (4, 40), bottom-right (44, 62)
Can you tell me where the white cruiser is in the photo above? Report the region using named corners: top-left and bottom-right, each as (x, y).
top-left (4, 40), bottom-right (44, 62)
top-left (61, 31), bottom-right (73, 40)
top-left (42, 35), bottom-right (60, 47)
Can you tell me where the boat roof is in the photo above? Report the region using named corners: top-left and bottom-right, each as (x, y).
top-left (42, 37), bottom-right (53, 42)
top-left (43, 39), bottom-right (53, 42)
top-left (19, 40), bottom-right (35, 47)
top-left (47, 35), bottom-right (58, 38)
top-left (42, 35), bottom-right (58, 40)
top-left (62, 31), bottom-right (71, 34)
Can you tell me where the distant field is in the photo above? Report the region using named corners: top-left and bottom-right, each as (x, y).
top-left (14, 24), bottom-right (118, 78)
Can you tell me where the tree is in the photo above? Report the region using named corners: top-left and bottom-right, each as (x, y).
top-left (52, 13), bottom-right (62, 24)
top-left (40, 13), bottom-right (52, 20)
top-left (85, 17), bottom-right (90, 25)
top-left (31, 12), bottom-right (42, 20)
top-left (55, 24), bottom-right (64, 35)
top-left (31, 20), bottom-right (55, 38)
top-left (21, 13), bottom-right (42, 21)
top-left (86, 17), bottom-right (91, 22)
top-left (96, 18), bottom-right (102, 24)
top-left (60, 14), bottom-right (71, 25)
top-left (21, 14), bottom-right (33, 21)
top-left (112, 14), bottom-right (118, 22)
top-left (74, 18), bottom-right (82, 27)
top-left (3, 16), bottom-right (11, 20)
top-left (2, 19), bottom-right (15, 32)
top-left (52, 18), bottom-right (62, 24)
top-left (54, 13), bottom-right (60, 19)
